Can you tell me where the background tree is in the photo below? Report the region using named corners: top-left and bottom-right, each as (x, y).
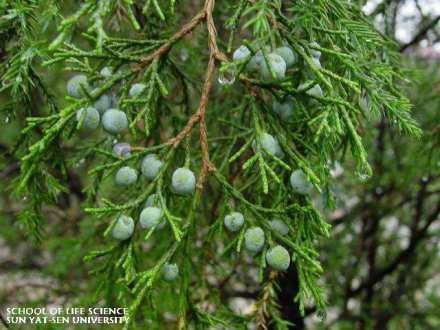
top-left (304, 1), bottom-right (440, 329)
top-left (0, 0), bottom-right (430, 329)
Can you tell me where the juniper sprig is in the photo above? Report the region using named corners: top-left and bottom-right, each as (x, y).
top-left (0, 0), bottom-right (421, 328)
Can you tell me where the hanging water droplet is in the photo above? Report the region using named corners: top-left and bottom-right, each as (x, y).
top-left (356, 163), bottom-right (371, 183)
top-left (218, 68), bottom-right (236, 86)
top-left (421, 176), bottom-right (429, 183)
top-left (4, 116), bottom-right (10, 123)
top-left (357, 167), bottom-right (371, 182)
top-left (180, 48), bottom-right (189, 61)
top-left (358, 173), bottom-right (369, 182)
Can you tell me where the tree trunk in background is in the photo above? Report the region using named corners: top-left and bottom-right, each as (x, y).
top-left (276, 266), bottom-right (305, 329)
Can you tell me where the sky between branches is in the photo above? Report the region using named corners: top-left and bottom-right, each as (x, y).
top-left (364, 0), bottom-right (440, 50)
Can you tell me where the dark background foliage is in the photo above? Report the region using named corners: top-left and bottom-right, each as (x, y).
top-left (1, 0), bottom-right (439, 329)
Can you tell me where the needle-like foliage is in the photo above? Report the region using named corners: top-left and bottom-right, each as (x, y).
top-left (0, 0), bottom-right (420, 328)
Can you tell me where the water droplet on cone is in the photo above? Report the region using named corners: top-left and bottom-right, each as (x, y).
top-left (218, 68), bottom-right (236, 86)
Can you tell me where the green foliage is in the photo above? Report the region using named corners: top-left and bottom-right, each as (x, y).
top-left (314, 61), bottom-right (440, 329)
top-left (0, 0), bottom-right (422, 328)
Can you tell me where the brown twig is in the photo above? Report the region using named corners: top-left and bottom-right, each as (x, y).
top-left (137, 10), bottom-right (207, 69)
top-left (256, 271), bottom-right (278, 330)
top-left (196, 54), bottom-right (216, 188)
top-left (167, 0), bottom-right (226, 189)
top-left (136, 0), bottom-right (226, 68)
top-left (137, 0), bottom-right (227, 189)
top-left (204, 0), bottom-right (228, 62)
